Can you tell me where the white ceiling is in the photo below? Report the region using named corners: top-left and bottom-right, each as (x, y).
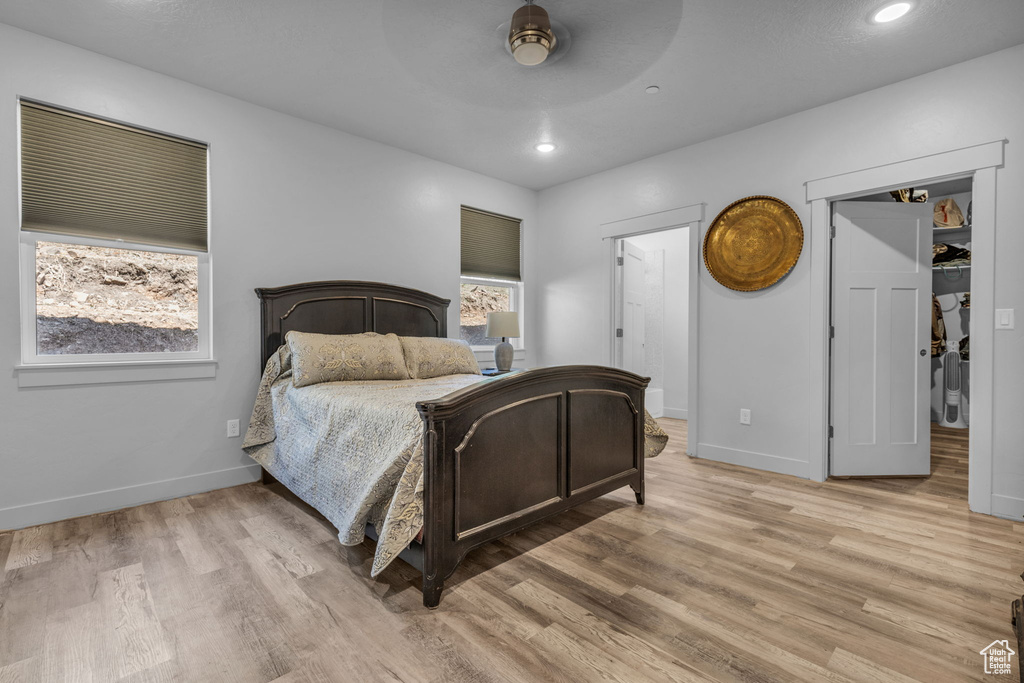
top-left (1, 1), bottom-right (1022, 190)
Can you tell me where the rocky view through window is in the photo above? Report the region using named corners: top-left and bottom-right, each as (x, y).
top-left (459, 283), bottom-right (511, 346)
top-left (35, 242), bottom-right (199, 355)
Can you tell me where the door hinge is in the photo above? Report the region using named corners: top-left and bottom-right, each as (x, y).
top-left (828, 425), bottom-right (834, 438)
top-left (616, 256), bottom-right (624, 266)
top-left (616, 328), bottom-right (623, 338)
top-left (829, 325), bottom-right (835, 339)
top-left (830, 224), bottom-right (836, 239)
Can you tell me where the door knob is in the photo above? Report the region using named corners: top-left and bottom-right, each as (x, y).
top-left (920, 349), bottom-right (927, 356)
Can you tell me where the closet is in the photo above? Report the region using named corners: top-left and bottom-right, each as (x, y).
top-left (849, 178), bottom-right (973, 433)
top-left (931, 188), bottom-right (972, 430)
top-left (829, 177), bottom-right (974, 482)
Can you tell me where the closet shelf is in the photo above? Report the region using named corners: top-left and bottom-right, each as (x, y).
top-left (933, 225), bottom-right (972, 236)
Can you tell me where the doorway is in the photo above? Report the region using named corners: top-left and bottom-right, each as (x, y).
top-left (601, 202), bottom-right (704, 457)
top-left (829, 176), bottom-right (975, 501)
top-left (806, 140), bottom-right (1002, 515)
top-left (613, 228), bottom-right (690, 420)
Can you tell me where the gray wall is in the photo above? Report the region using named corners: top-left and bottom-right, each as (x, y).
top-left (0, 24), bottom-right (538, 529)
top-left (535, 44), bottom-right (1024, 515)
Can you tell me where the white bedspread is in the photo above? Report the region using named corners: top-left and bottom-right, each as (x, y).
top-left (243, 345), bottom-right (484, 576)
top-left (243, 347), bottom-right (668, 577)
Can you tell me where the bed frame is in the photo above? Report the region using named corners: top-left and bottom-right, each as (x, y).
top-left (256, 280), bottom-right (648, 608)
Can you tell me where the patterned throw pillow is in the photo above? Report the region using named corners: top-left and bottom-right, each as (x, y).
top-left (287, 331), bottom-right (410, 387)
top-left (399, 337), bottom-right (481, 379)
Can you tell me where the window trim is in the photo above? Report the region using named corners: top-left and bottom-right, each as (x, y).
top-left (459, 275), bottom-right (525, 353)
top-left (14, 358), bottom-right (218, 389)
top-left (18, 231), bottom-right (213, 369)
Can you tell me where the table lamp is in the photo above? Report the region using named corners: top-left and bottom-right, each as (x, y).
top-left (485, 311), bottom-right (520, 372)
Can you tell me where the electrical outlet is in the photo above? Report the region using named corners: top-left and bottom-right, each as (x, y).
top-left (739, 409), bottom-right (751, 425)
top-left (226, 419), bottom-right (240, 438)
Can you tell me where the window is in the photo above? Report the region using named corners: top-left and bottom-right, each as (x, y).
top-left (459, 277), bottom-right (522, 347)
top-left (460, 206), bottom-right (523, 350)
top-left (18, 100), bottom-right (211, 371)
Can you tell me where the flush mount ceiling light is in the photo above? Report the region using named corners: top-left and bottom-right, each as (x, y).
top-left (873, 2), bottom-right (911, 23)
top-left (535, 142), bottom-right (556, 153)
top-left (509, 1), bottom-right (557, 66)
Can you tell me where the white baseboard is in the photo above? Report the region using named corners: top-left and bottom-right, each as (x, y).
top-left (696, 442), bottom-right (809, 479)
top-left (990, 494), bottom-right (1024, 521)
top-left (662, 408), bottom-right (688, 420)
top-left (0, 463), bottom-right (262, 531)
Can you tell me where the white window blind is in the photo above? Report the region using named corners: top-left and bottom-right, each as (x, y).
top-left (460, 206), bottom-right (521, 281)
top-left (20, 100), bottom-right (209, 252)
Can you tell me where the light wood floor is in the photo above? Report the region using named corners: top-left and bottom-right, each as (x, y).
top-left (2, 420), bottom-right (1020, 682)
top-left (837, 423), bottom-right (971, 501)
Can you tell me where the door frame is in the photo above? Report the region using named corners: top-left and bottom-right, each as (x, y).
top-left (601, 203), bottom-right (704, 455)
top-left (617, 238), bottom-right (648, 375)
top-left (806, 140), bottom-right (1005, 514)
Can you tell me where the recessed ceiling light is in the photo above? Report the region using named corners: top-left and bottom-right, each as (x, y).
top-left (645, 85), bottom-right (660, 94)
top-left (535, 142), bottom-right (556, 153)
top-left (873, 2), bottom-right (911, 23)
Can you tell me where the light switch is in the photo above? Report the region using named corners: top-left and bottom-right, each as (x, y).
top-left (996, 309), bottom-right (1015, 330)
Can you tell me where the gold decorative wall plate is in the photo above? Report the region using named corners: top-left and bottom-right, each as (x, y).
top-left (703, 196), bottom-right (804, 291)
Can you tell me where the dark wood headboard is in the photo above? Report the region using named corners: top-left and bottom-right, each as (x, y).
top-left (255, 280), bottom-right (450, 368)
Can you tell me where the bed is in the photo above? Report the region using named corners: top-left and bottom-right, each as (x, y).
top-left (244, 280), bottom-right (662, 608)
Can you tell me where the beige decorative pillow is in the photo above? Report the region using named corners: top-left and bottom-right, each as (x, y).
top-left (400, 337), bottom-right (481, 379)
top-left (287, 331), bottom-right (410, 387)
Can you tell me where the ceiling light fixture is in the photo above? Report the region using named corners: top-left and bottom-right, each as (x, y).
top-left (509, 1), bottom-right (557, 66)
top-left (535, 143), bottom-right (556, 153)
top-left (645, 86), bottom-right (661, 94)
top-left (873, 2), bottom-right (911, 23)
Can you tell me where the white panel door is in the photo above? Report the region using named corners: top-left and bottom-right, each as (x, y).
top-left (622, 240), bottom-right (646, 376)
top-left (831, 201), bottom-right (932, 476)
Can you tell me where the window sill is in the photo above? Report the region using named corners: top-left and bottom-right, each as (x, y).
top-left (472, 348), bottom-right (526, 366)
top-left (15, 359), bottom-right (218, 388)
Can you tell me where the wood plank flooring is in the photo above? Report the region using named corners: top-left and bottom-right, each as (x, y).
top-left (1, 419), bottom-right (1020, 682)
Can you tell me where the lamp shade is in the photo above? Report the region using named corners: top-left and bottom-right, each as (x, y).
top-left (485, 311), bottom-right (520, 339)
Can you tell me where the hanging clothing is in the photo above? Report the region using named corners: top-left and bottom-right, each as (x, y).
top-left (960, 292), bottom-right (971, 309)
top-left (959, 335), bottom-right (970, 362)
top-left (932, 294), bottom-right (947, 357)
top-left (933, 242), bottom-right (971, 267)
top-left (889, 188), bottom-right (929, 203)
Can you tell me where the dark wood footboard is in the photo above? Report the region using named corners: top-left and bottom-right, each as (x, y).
top-left (255, 281), bottom-right (650, 609)
top-left (415, 365), bottom-right (647, 608)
